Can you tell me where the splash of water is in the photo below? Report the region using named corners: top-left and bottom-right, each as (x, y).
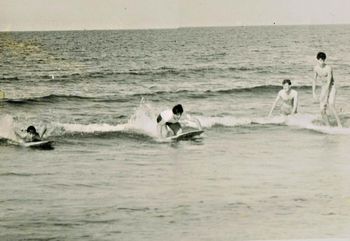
top-left (127, 101), bottom-right (159, 137)
top-left (0, 114), bottom-right (17, 141)
top-left (56, 100), bottom-right (159, 138)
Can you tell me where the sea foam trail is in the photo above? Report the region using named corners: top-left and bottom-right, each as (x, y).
top-left (285, 114), bottom-right (350, 135)
top-left (261, 113), bottom-right (350, 135)
top-left (55, 108), bottom-right (350, 138)
top-left (195, 116), bottom-right (252, 128)
top-left (57, 102), bottom-right (159, 138)
top-left (58, 122), bottom-right (129, 133)
top-left (197, 113), bottom-right (350, 135)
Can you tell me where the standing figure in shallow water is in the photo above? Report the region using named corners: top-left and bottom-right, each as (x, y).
top-left (312, 52), bottom-right (342, 127)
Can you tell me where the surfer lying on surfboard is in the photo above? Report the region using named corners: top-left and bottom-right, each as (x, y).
top-left (15, 125), bottom-right (47, 142)
top-left (157, 104), bottom-right (202, 138)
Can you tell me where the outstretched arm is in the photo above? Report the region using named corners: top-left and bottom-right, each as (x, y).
top-left (40, 128), bottom-right (47, 138)
top-left (268, 94), bottom-right (281, 117)
top-left (157, 123), bottom-right (163, 138)
top-left (186, 114), bottom-right (202, 130)
top-left (14, 130), bottom-right (25, 142)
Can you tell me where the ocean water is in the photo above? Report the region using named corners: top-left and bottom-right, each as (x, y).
top-left (1, 25), bottom-right (350, 241)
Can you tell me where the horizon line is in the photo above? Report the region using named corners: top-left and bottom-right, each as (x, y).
top-left (1, 22), bottom-right (350, 33)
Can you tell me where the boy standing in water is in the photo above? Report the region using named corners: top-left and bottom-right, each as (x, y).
top-left (268, 79), bottom-right (298, 117)
top-left (157, 104), bottom-right (202, 138)
top-left (312, 52), bottom-right (342, 127)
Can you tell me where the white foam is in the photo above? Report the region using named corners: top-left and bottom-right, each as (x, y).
top-left (252, 115), bottom-right (287, 125)
top-left (285, 114), bottom-right (350, 135)
top-left (197, 113), bottom-right (350, 135)
top-left (297, 123), bottom-right (350, 135)
top-left (0, 114), bottom-right (17, 141)
top-left (58, 122), bottom-right (129, 133)
top-left (57, 101), bottom-right (159, 138)
top-left (196, 115), bottom-right (252, 128)
top-left (127, 102), bottom-right (159, 137)
top-left (284, 113), bottom-right (319, 126)
top-left (54, 106), bottom-right (350, 138)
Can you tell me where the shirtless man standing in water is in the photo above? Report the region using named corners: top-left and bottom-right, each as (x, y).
top-left (312, 52), bottom-right (342, 127)
top-left (268, 79), bottom-right (298, 117)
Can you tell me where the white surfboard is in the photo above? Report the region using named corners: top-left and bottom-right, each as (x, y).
top-left (170, 130), bottom-right (204, 141)
top-left (22, 140), bottom-right (54, 149)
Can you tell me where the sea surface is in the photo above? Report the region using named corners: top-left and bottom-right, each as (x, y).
top-left (1, 25), bottom-right (350, 241)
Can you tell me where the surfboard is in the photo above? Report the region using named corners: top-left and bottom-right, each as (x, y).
top-left (22, 140), bottom-right (54, 149)
top-left (170, 130), bottom-right (204, 141)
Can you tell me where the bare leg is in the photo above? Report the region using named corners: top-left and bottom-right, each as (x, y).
top-left (321, 107), bottom-right (330, 126)
top-left (328, 86), bottom-right (342, 128)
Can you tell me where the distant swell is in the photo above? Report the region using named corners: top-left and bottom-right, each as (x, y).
top-left (207, 85), bottom-right (282, 94)
top-left (0, 88), bottom-right (215, 105)
top-left (4, 85), bottom-right (313, 105)
top-left (114, 65), bottom-right (275, 77)
top-left (0, 76), bottom-right (19, 81)
top-left (12, 65), bottom-right (277, 81)
top-left (132, 85), bottom-right (312, 99)
top-left (5, 94), bottom-right (130, 105)
top-left (211, 85), bottom-right (312, 94)
top-left (5, 94), bottom-right (95, 105)
top-left (0, 172), bottom-right (33, 177)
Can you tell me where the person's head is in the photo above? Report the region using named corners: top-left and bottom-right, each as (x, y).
top-left (282, 79), bottom-right (292, 92)
top-left (316, 52), bottom-right (326, 61)
top-left (316, 52), bottom-right (326, 65)
top-left (26, 126), bottom-right (37, 135)
top-left (172, 104), bottom-right (184, 120)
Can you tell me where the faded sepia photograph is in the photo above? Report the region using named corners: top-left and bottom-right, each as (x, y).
top-left (1, 0), bottom-right (350, 240)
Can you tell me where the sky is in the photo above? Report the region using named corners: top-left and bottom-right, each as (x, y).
top-left (1, 0), bottom-right (350, 31)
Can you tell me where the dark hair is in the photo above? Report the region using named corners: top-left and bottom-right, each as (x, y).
top-left (172, 104), bottom-right (183, 115)
top-left (282, 79), bottom-right (291, 85)
top-left (26, 126), bottom-right (37, 133)
top-left (316, 52), bottom-right (326, 60)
